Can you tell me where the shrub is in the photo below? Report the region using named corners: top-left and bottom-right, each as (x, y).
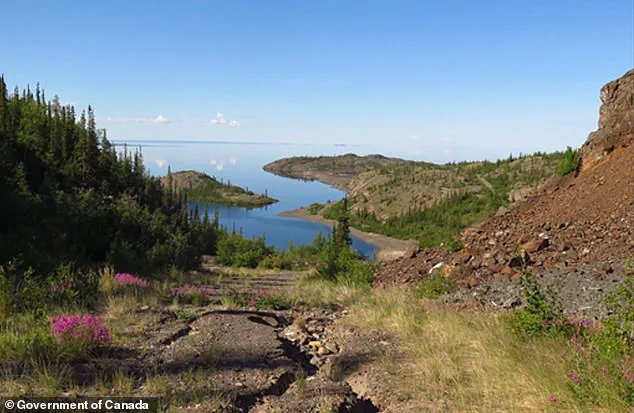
top-left (258, 253), bottom-right (296, 270)
top-left (49, 263), bottom-right (100, 310)
top-left (50, 314), bottom-right (110, 350)
top-left (307, 203), bottom-right (323, 215)
top-left (413, 274), bottom-right (456, 299)
top-left (252, 289), bottom-right (292, 310)
top-left (557, 146), bottom-right (580, 176)
top-left (215, 233), bottom-right (273, 268)
top-left (0, 314), bottom-right (57, 370)
top-left (509, 275), bottom-right (634, 407)
top-left (175, 309), bottom-right (197, 322)
top-left (511, 273), bottom-right (565, 337)
top-left (0, 262), bottom-right (48, 315)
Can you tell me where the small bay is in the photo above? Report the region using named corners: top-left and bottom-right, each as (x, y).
top-left (115, 140), bottom-right (379, 257)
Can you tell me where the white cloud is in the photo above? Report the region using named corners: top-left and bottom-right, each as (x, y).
top-left (216, 163), bottom-right (224, 171)
top-left (210, 112), bottom-right (239, 127)
top-left (228, 156), bottom-right (237, 165)
top-left (154, 115), bottom-right (170, 124)
top-left (442, 135), bottom-right (453, 143)
top-left (210, 159), bottom-right (217, 165)
top-left (155, 158), bottom-right (168, 168)
top-left (408, 134), bottom-right (421, 142)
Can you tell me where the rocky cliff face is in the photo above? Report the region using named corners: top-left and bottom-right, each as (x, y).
top-left (580, 69), bottom-right (634, 171)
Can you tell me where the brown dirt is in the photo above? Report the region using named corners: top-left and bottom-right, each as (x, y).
top-left (376, 142), bottom-right (634, 289)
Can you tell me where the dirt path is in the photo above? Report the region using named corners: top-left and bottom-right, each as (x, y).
top-left (279, 207), bottom-right (418, 262)
top-left (196, 263), bottom-right (302, 303)
top-left (93, 264), bottom-right (383, 412)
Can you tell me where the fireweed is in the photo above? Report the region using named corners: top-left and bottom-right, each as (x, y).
top-left (171, 284), bottom-right (213, 305)
top-left (513, 275), bottom-right (634, 407)
top-left (114, 273), bottom-right (151, 288)
top-left (50, 314), bottom-right (110, 348)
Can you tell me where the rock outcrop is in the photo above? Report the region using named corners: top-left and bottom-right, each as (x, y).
top-left (580, 69), bottom-right (634, 171)
top-left (375, 70), bottom-right (634, 316)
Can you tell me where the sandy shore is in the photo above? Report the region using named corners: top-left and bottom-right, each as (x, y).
top-left (279, 207), bottom-right (419, 262)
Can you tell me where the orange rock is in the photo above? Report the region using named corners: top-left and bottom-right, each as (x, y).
top-left (520, 238), bottom-right (549, 253)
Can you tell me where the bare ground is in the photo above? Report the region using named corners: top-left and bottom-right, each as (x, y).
top-left (45, 266), bottom-right (391, 412)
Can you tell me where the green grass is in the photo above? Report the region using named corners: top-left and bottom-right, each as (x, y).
top-left (412, 274), bottom-right (456, 299)
top-left (254, 294), bottom-right (292, 310)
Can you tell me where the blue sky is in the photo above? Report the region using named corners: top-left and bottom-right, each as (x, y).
top-left (3, 1), bottom-right (633, 162)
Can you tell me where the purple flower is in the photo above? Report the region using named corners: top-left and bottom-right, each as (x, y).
top-left (569, 371), bottom-right (581, 386)
top-left (51, 314), bottom-right (110, 346)
top-left (171, 284), bottom-right (213, 302)
top-left (625, 369), bottom-right (634, 384)
top-left (114, 273), bottom-right (151, 288)
top-left (548, 394), bottom-right (557, 404)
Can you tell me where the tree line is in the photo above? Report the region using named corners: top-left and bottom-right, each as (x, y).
top-left (0, 77), bottom-right (218, 311)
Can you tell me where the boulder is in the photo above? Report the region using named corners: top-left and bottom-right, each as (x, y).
top-left (520, 238), bottom-right (550, 253)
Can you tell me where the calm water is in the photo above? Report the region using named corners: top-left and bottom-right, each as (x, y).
top-left (115, 140), bottom-right (379, 257)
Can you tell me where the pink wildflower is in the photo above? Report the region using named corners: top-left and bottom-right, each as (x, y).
top-left (114, 273), bottom-right (151, 288)
top-left (51, 314), bottom-right (110, 346)
top-left (569, 371), bottom-right (581, 386)
top-left (548, 394), bottom-right (557, 404)
top-left (171, 284), bottom-right (213, 302)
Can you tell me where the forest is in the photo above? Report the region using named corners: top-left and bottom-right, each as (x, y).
top-left (0, 77), bottom-right (219, 313)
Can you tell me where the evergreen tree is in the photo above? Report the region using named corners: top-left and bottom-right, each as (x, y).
top-left (0, 76), bottom-right (220, 309)
top-left (333, 196), bottom-right (352, 249)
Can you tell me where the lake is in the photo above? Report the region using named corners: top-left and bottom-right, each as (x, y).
top-left (114, 140), bottom-right (379, 257)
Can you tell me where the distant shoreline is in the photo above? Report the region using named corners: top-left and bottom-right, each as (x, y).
top-left (279, 207), bottom-right (419, 262)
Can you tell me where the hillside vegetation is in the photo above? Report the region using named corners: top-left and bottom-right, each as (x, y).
top-left (0, 77), bottom-right (221, 312)
top-left (271, 151), bottom-right (567, 248)
top-left (160, 170), bottom-right (277, 208)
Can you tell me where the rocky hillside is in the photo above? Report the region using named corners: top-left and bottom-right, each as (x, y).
top-left (345, 154), bottom-right (564, 220)
top-left (160, 170), bottom-right (277, 208)
top-left (263, 153), bottom-right (407, 190)
top-left (266, 153), bottom-right (565, 220)
top-left (375, 69), bottom-right (634, 315)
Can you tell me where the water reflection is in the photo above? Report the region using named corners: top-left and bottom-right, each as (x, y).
top-left (119, 141), bottom-right (379, 257)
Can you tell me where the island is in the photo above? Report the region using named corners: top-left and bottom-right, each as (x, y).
top-left (263, 153), bottom-right (407, 190)
top-left (160, 170), bottom-right (278, 208)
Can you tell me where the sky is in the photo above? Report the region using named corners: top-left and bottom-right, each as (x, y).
top-left (2, 0), bottom-right (633, 162)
